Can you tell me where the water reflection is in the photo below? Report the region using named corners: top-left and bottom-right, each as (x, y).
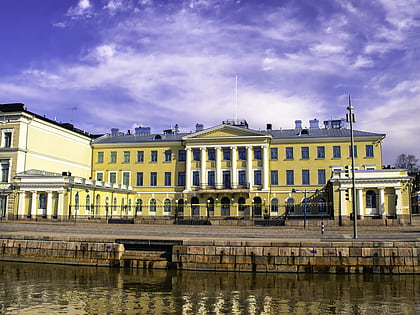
top-left (0, 261), bottom-right (419, 314)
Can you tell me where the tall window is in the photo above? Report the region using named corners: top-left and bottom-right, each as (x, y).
top-left (192, 171), bottom-right (200, 186)
top-left (301, 147), bottom-right (309, 160)
top-left (123, 151), bottom-right (130, 163)
top-left (150, 172), bottom-right (157, 186)
top-left (270, 170), bottom-right (278, 185)
top-left (286, 147), bottom-right (294, 160)
top-left (151, 150), bottom-right (158, 162)
top-left (365, 145), bottom-right (374, 158)
top-left (366, 190), bottom-right (377, 208)
top-left (286, 170), bottom-right (294, 185)
top-left (96, 172), bottom-right (104, 182)
top-left (1, 163), bottom-right (9, 183)
top-left (238, 148), bottom-right (246, 160)
top-left (238, 170), bottom-right (246, 186)
top-left (221, 197), bottom-right (230, 216)
top-left (97, 152), bottom-right (104, 163)
top-left (110, 151), bottom-right (117, 163)
top-left (254, 170), bottom-right (262, 186)
top-left (349, 145), bottom-right (358, 158)
top-left (317, 146), bottom-right (325, 159)
top-left (302, 170), bottom-right (310, 185)
top-left (164, 172), bottom-right (171, 186)
top-left (208, 171), bottom-right (215, 186)
top-left (333, 146), bottom-right (341, 158)
top-left (178, 150), bottom-right (186, 161)
top-left (222, 171), bottom-right (231, 188)
top-left (165, 150), bottom-right (172, 162)
top-left (3, 132), bottom-right (12, 148)
top-left (193, 149), bottom-right (200, 161)
top-left (178, 172), bottom-right (185, 186)
top-left (109, 172), bottom-right (116, 184)
top-left (318, 169), bottom-right (326, 185)
top-left (223, 148), bottom-right (231, 160)
top-left (318, 198), bottom-right (327, 213)
top-left (254, 147), bottom-right (261, 160)
top-left (164, 199), bottom-right (171, 213)
top-left (149, 199), bottom-right (156, 213)
top-left (271, 198), bottom-right (279, 212)
top-left (135, 199), bottom-right (142, 213)
top-left (136, 172), bottom-right (143, 186)
top-left (137, 151), bottom-right (144, 162)
top-left (122, 172), bottom-right (130, 186)
top-left (270, 148), bottom-right (278, 160)
top-left (286, 197), bottom-right (295, 213)
top-left (86, 195), bottom-right (91, 214)
top-left (208, 149), bottom-right (215, 161)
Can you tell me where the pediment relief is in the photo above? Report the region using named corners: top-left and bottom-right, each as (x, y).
top-left (183, 124), bottom-right (270, 140)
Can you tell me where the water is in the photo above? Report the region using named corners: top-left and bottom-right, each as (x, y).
top-left (0, 262), bottom-right (419, 314)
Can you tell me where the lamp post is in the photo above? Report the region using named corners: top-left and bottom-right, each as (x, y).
top-left (347, 96), bottom-right (358, 239)
top-left (175, 199), bottom-right (178, 223)
top-left (206, 199), bottom-right (210, 222)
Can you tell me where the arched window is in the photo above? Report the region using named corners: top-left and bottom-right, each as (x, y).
top-left (121, 198), bottom-right (125, 213)
top-left (164, 199), bottom-right (171, 213)
top-left (135, 199), bottom-right (142, 214)
top-left (149, 199), bottom-right (156, 213)
top-left (286, 197), bottom-right (295, 214)
top-left (105, 196), bottom-right (110, 216)
top-left (318, 198), bottom-right (327, 213)
top-left (86, 194), bottom-right (91, 214)
top-left (74, 193), bottom-right (79, 211)
top-left (221, 197), bottom-right (230, 216)
top-left (238, 197), bottom-right (246, 212)
top-left (366, 190), bottom-right (377, 208)
top-left (302, 198), bottom-right (311, 213)
top-left (95, 194), bottom-right (100, 216)
top-left (191, 197), bottom-right (200, 216)
top-left (113, 197), bottom-right (117, 213)
top-left (271, 198), bottom-right (279, 212)
top-left (177, 199), bottom-right (184, 213)
top-left (252, 196), bottom-right (262, 217)
top-left (128, 199), bottom-right (132, 213)
top-left (206, 197), bottom-right (214, 217)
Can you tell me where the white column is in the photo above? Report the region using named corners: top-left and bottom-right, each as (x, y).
top-left (215, 147), bottom-right (222, 189)
top-left (246, 146), bottom-right (253, 188)
top-left (185, 147), bottom-right (192, 191)
top-left (31, 191), bottom-right (37, 217)
top-left (262, 145), bottom-right (269, 190)
top-left (339, 188), bottom-right (348, 215)
top-left (231, 146), bottom-right (237, 188)
top-left (378, 187), bottom-right (385, 216)
top-left (46, 191), bottom-right (53, 218)
top-left (18, 191), bottom-right (25, 217)
top-left (395, 187), bottom-right (402, 215)
top-left (200, 147), bottom-right (206, 188)
top-left (57, 191), bottom-right (64, 220)
top-left (357, 188), bottom-right (363, 217)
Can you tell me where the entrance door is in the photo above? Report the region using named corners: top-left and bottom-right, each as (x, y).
top-left (252, 197), bottom-right (262, 217)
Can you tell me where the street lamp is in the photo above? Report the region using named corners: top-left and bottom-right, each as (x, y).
top-left (347, 96), bottom-right (358, 239)
top-left (206, 199), bottom-right (210, 222)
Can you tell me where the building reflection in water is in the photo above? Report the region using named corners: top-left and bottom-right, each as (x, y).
top-left (0, 262), bottom-right (419, 314)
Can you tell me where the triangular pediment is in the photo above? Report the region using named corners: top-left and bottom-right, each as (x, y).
top-left (183, 124), bottom-right (270, 140)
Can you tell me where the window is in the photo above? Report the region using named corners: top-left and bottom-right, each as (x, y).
top-left (302, 198), bottom-right (311, 213)
top-left (254, 147), bottom-right (261, 160)
top-left (178, 150), bottom-right (186, 161)
top-left (365, 145), bottom-right (374, 158)
top-left (270, 148), bottom-right (278, 160)
top-left (164, 172), bottom-right (171, 186)
top-left (221, 197), bottom-right (230, 216)
top-left (222, 171), bottom-right (231, 188)
top-left (208, 171), bottom-right (215, 186)
top-left (164, 199), bottom-right (171, 213)
top-left (1, 163), bottom-right (9, 183)
top-left (318, 169), bottom-right (326, 185)
top-left (110, 151), bottom-right (117, 163)
top-left (271, 198), bottom-right (279, 212)
top-left (151, 150), bottom-right (158, 162)
top-left (349, 145), bottom-right (357, 158)
top-left (3, 132), bottom-right (12, 148)
top-left (366, 190), bottom-right (377, 208)
top-left (109, 172), bottom-right (116, 184)
top-left (286, 147), bottom-right (294, 160)
top-left (302, 170), bottom-right (310, 185)
top-left (122, 172), bottom-right (130, 186)
top-left (301, 147), bottom-right (309, 160)
top-left (97, 152), bottom-right (104, 163)
top-left (137, 151), bottom-right (144, 162)
top-left (192, 171), bottom-right (200, 186)
top-left (86, 195), bottom-right (91, 214)
top-left (208, 149), bottom-right (215, 161)
top-left (135, 199), bottom-right (142, 214)
top-left (123, 151), bottom-right (130, 163)
top-left (238, 148), bottom-right (246, 160)
top-left (271, 170), bottom-right (278, 185)
top-left (286, 197), bottom-right (295, 213)
top-left (318, 198), bottom-right (327, 213)
top-left (136, 172), bottom-right (143, 186)
top-left (286, 170), bottom-right (294, 185)
top-left (96, 172), bottom-right (104, 182)
top-left (149, 199), bottom-right (156, 213)
top-left (150, 172), bottom-right (157, 186)
top-left (165, 150), bottom-right (172, 162)
top-left (254, 170), bottom-right (262, 186)
top-left (193, 149), bottom-right (200, 161)
top-left (317, 146), bottom-right (325, 159)
top-left (333, 146), bottom-right (341, 159)
top-left (223, 148), bottom-right (231, 160)
top-left (238, 170), bottom-right (246, 186)
top-left (178, 172), bottom-right (185, 186)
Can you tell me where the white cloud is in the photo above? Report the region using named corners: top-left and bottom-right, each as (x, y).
top-left (66, 0), bottom-right (93, 19)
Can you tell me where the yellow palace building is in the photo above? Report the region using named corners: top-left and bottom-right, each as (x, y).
top-left (0, 103), bottom-right (412, 225)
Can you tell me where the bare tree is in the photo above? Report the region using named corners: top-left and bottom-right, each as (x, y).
top-left (395, 153), bottom-right (419, 173)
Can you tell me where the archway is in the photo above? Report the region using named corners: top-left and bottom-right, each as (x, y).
top-left (252, 196), bottom-right (262, 217)
top-left (191, 197), bottom-right (200, 216)
top-left (221, 197), bottom-right (230, 216)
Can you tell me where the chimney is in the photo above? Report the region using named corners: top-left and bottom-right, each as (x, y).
top-left (111, 128), bottom-right (119, 136)
top-left (309, 119), bottom-right (319, 129)
top-left (266, 123), bottom-right (272, 130)
top-left (295, 120), bottom-right (302, 130)
top-left (195, 123), bottom-right (204, 132)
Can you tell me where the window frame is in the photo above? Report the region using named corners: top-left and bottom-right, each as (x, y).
top-left (150, 172), bottom-right (157, 186)
top-left (317, 146), bottom-right (325, 159)
top-left (301, 147), bottom-right (309, 160)
top-left (286, 147), bottom-right (294, 160)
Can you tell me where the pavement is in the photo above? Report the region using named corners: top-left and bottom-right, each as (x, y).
top-left (1, 218), bottom-right (420, 243)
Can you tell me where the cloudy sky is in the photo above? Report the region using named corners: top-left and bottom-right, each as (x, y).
top-left (0, 0), bottom-right (419, 165)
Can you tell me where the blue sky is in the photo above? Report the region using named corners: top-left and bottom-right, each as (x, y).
top-left (0, 0), bottom-right (419, 165)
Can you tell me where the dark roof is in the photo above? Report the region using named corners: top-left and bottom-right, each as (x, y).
top-left (92, 132), bottom-right (189, 144)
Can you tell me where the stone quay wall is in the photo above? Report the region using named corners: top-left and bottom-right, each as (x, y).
top-left (172, 240), bottom-right (420, 274)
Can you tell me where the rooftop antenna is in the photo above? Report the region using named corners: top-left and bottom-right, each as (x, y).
top-left (65, 106), bottom-right (77, 123)
top-left (235, 74), bottom-right (238, 122)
